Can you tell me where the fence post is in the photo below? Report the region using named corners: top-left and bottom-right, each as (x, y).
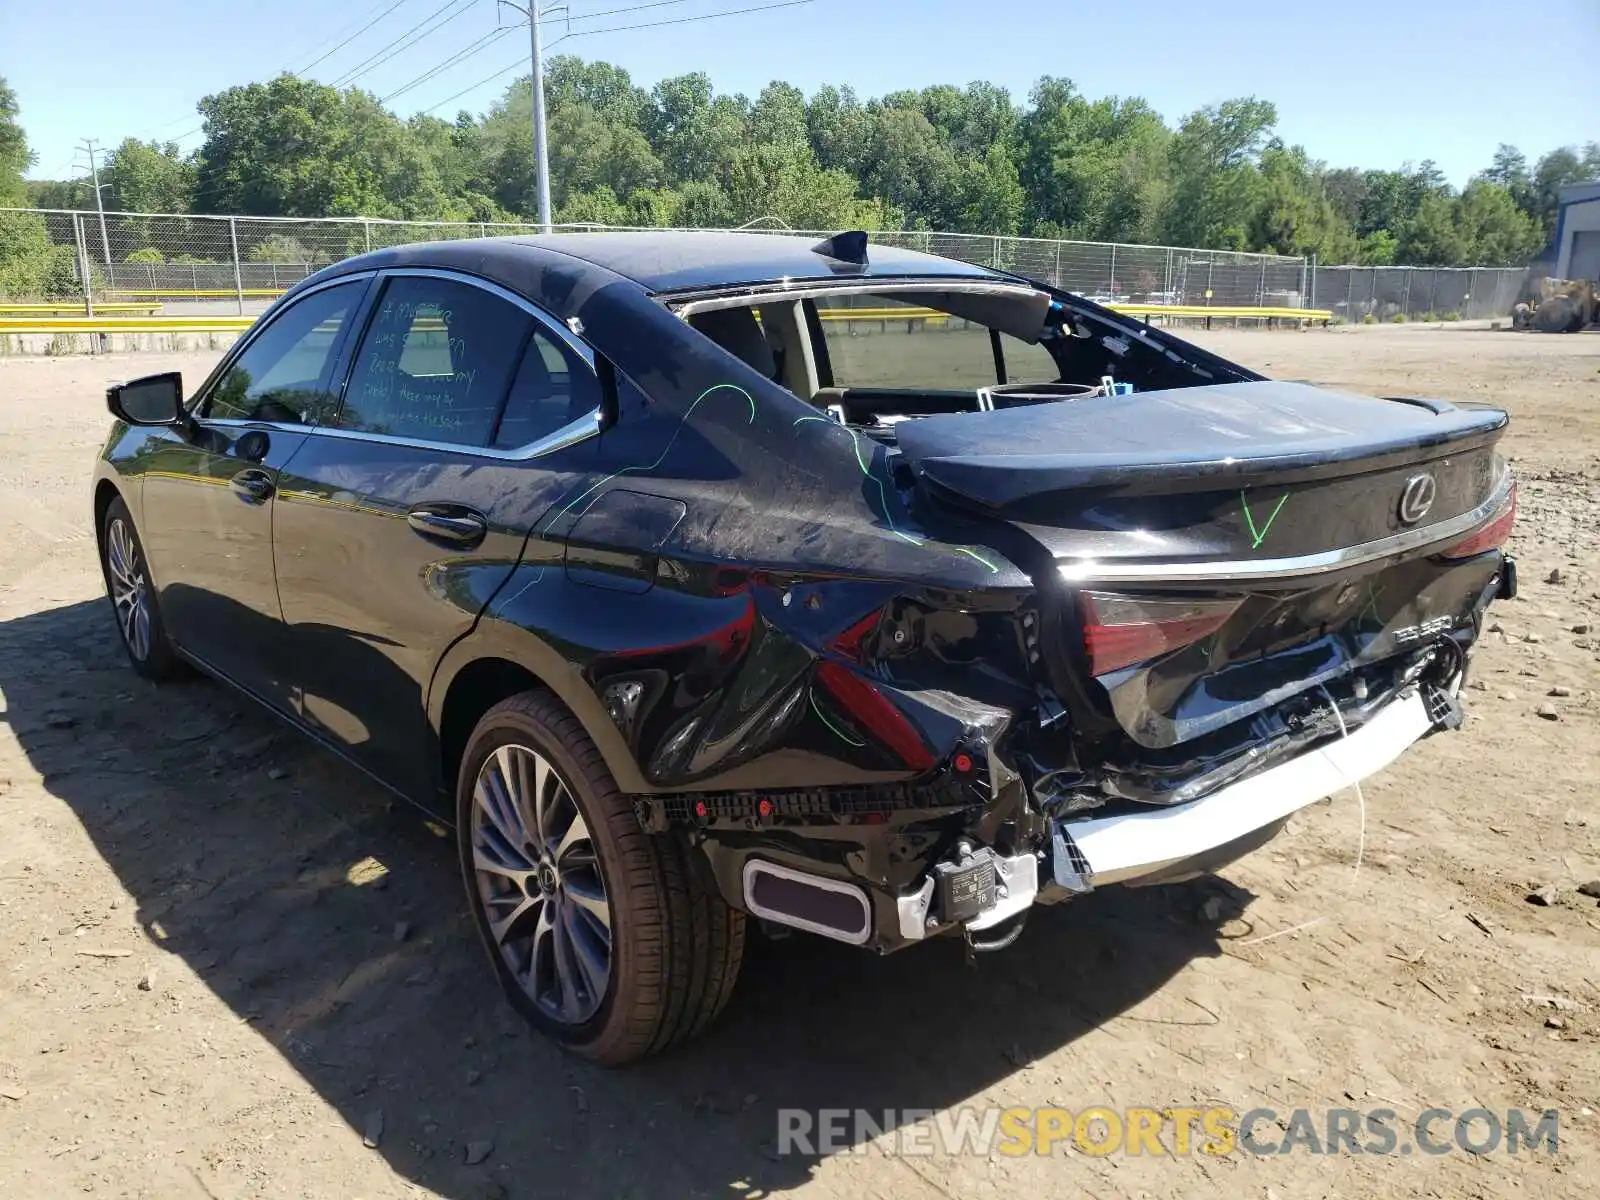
top-left (1402, 270), bottom-right (1412, 318)
top-left (479, 221), bottom-right (488, 239)
top-left (1466, 268), bottom-right (1476, 320)
top-left (1164, 248), bottom-right (1173, 297)
top-left (229, 217), bottom-right (244, 316)
top-left (1108, 244), bottom-right (1117, 295)
top-left (1308, 254), bottom-right (1317, 309)
top-left (1258, 259), bottom-right (1267, 305)
top-left (71, 213), bottom-right (94, 319)
top-left (1054, 241), bottom-right (1061, 288)
top-left (363, 220), bottom-right (372, 253)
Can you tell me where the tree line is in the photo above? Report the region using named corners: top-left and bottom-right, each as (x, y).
top-left (6, 63), bottom-right (1599, 282)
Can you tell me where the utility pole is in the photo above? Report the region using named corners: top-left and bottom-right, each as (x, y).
top-left (75, 138), bottom-right (114, 279)
top-left (499, 2), bottom-right (560, 233)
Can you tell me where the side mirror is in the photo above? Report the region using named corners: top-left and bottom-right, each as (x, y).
top-left (107, 372), bottom-right (185, 426)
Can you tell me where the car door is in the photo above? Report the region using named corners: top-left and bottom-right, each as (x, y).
top-left (137, 276), bottom-right (370, 708)
top-left (271, 269), bottom-right (605, 803)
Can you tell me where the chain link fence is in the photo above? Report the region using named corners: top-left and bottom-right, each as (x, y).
top-left (2, 207), bottom-right (1312, 312)
top-left (1, 207), bottom-right (1535, 323)
top-left (1309, 265), bottom-right (1530, 323)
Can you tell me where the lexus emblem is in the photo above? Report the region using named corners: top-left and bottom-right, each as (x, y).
top-left (1398, 474), bottom-right (1437, 525)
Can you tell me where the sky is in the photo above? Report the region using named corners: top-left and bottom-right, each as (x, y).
top-left (5, 0), bottom-right (1596, 186)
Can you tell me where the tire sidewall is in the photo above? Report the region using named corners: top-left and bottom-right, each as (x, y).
top-left (455, 701), bottom-right (633, 1053)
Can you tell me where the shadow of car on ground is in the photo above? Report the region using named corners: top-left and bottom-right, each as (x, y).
top-left (0, 596), bottom-right (1254, 1198)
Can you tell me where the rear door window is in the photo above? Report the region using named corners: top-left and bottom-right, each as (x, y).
top-left (493, 325), bottom-right (601, 448)
top-left (337, 276), bottom-right (532, 447)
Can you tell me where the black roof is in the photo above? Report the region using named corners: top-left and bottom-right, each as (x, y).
top-left (496, 230), bottom-right (1000, 293)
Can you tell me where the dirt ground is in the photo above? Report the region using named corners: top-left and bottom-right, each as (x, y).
top-left (0, 325), bottom-right (1596, 1199)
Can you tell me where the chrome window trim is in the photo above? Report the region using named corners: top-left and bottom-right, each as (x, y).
top-left (670, 280), bottom-right (1048, 319)
top-left (192, 266), bottom-right (605, 462)
top-left (1055, 476), bottom-right (1514, 585)
top-left (366, 267), bottom-right (596, 368)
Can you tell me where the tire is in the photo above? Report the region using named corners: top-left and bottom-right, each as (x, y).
top-left (100, 496), bottom-right (182, 681)
top-left (1533, 296), bottom-right (1576, 333)
top-left (456, 690), bottom-right (745, 1064)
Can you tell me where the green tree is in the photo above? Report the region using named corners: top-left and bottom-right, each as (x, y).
top-left (1017, 77), bottom-right (1170, 242)
top-left (1248, 145), bottom-right (1357, 261)
top-left (805, 85), bottom-right (872, 176)
top-left (1164, 98), bottom-right (1277, 249)
top-left (193, 75), bottom-right (455, 218)
top-left (0, 77), bottom-right (35, 204)
top-left (1453, 179), bottom-right (1542, 265)
top-left (1397, 191), bottom-right (1465, 265)
top-left (103, 139), bottom-right (196, 212)
top-left (646, 73), bottom-right (750, 187)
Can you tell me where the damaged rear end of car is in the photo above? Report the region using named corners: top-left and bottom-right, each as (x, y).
top-left (524, 240), bottom-right (1518, 960)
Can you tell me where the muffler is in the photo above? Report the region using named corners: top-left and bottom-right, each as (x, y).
top-left (742, 860), bottom-right (872, 945)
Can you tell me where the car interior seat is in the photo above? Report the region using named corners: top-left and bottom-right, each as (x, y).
top-left (689, 308), bottom-right (781, 382)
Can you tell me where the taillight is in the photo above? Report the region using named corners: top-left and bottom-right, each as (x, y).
top-left (1080, 590), bottom-right (1243, 676)
top-left (1437, 484), bottom-right (1516, 560)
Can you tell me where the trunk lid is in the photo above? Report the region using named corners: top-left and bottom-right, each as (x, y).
top-left (896, 381), bottom-right (1513, 751)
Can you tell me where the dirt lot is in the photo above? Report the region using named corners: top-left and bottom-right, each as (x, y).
top-left (0, 325), bottom-right (1597, 1199)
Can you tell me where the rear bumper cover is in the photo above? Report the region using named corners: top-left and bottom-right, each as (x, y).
top-left (881, 684), bottom-right (1438, 944)
top-left (1063, 685), bottom-right (1431, 886)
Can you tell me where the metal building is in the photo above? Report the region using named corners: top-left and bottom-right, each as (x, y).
top-left (1554, 181), bottom-right (1600, 281)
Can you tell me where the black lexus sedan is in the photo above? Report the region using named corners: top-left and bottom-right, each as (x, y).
top-left (94, 231), bottom-right (1515, 1062)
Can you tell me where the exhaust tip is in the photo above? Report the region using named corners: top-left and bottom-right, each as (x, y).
top-left (742, 860), bottom-right (872, 945)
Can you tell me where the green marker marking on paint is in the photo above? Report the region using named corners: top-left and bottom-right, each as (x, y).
top-left (809, 691), bottom-right (865, 746)
top-left (1239, 490), bottom-right (1289, 549)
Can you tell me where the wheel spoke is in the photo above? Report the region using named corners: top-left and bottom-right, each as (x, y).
top-left (562, 901), bottom-right (610, 1000)
top-left (564, 873), bottom-right (611, 932)
top-left (473, 843), bottom-right (534, 883)
top-left (531, 754), bottom-right (554, 846)
top-left (550, 906), bottom-right (584, 1020)
top-left (131, 601), bottom-right (150, 659)
top-left (554, 809), bottom-right (590, 865)
top-left (488, 893), bottom-right (541, 947)
top-left (475, 758), bottom-right (525, 851)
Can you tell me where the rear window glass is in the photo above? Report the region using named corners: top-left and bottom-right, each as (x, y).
top-left (813, 295), bottom-right (1057, 389)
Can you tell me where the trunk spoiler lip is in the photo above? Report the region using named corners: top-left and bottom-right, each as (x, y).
top-left (898, 383), bottom-right (1509, 503)
top-left (1055, 473), bottom-right (1514, 585)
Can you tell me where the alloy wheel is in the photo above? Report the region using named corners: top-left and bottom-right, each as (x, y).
top-left (105, 517), bottom-right (152, 663)
top-left (470, 743), bottom-right (613, 1024)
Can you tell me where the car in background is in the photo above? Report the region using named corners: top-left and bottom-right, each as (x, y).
top-left (93, 231), bottom-right (1517, 1062)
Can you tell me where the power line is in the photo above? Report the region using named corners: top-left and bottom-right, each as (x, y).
top-left (118, 0), bottom-right (414, 144)
top-left (380, 26), bottom-right (516, 102)
top-left (423, 56), bottom-right (527, 114)
top-left (559, 0), bottom-right (695, 22)
top-left (551, 0), bottom-right (818, 45)
top-left (295, 0), bottom-right (415, 75)
top-left (331, 0), bottom-right (483, 88)
top-left (419, 0), bottom-right (819, 114)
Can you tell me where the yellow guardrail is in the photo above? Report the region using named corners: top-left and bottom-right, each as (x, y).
top-left (1109, 303), bottom-right (1333, 322)
top-left (0, 316), bottom-right (256, 335)
top-left (0, 302), bottom-right (163, 315)
top-left (106, 287), bottom-right (287, 298)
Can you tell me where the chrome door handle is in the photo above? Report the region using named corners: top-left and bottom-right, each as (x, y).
top-left (407, 506), bottom-right (488, 547)
top-left (230, 468), bottom-right (274, 503)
